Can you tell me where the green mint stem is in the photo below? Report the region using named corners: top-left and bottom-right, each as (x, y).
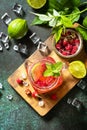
top-left (80, 8), bottom-right (87, 14)
top-left (66, 8), bottom-right (87, 17)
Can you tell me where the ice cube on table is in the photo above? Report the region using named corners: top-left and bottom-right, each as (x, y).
top-left (37, 41), bottom-right (50, 55)
top-left (0, 32), bottom-right (10, 49)
top-left (72, 98), bottom-right (83, 111)
top-left (18, 43), bottom-right (29, 55)
top-left (77, 76), bottom-right (87, 90)
top-left (0, 32), bottom-right (9, 43)
top-left (1, 13), bottom-right (12, 25)
top-left (12, 3), bottom-right (24, 16)
top-left (29, 32), bottom-right (40, 45)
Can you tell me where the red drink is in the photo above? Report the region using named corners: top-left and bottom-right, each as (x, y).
top-left (27, 57), bottom-right (63, 94)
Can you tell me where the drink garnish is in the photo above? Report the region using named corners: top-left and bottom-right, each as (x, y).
top-left (43, 62), bottom-right (63, 77)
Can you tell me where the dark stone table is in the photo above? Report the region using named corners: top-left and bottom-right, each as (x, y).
top-left (0, 0), bottom-right (87, 130)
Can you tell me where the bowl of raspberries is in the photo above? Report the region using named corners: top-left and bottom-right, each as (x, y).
top-left (54, 29), bottom-right (83, 58)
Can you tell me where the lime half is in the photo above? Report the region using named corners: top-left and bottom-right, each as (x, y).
top-left (68, 61), bottom-right (86, 79)
top-left (27, 0), bottom-right (46, 9)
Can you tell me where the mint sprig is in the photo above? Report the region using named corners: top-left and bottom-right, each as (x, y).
top-left (43, 62), bottom-right (63, 77)
top-left (30, 9), bottom-right (79, 42)
top-left (31, 4), bottom-right (87, 42)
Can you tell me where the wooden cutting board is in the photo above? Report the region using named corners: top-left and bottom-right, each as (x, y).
top-left (8, 35), bottom-right (87, 116)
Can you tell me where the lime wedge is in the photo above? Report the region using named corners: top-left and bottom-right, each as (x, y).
top-left (68, 61), bottom-right (86, 79)
top-left (27, 0), bottom-right (46, 9)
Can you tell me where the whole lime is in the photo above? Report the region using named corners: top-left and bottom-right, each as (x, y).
top-left (8, 18), bottom-right (28, 39)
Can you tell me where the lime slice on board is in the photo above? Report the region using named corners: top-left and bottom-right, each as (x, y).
top-left (68, 61), bottom-right (86, 79)
top-left (27, 0), bottom-right (46, 9)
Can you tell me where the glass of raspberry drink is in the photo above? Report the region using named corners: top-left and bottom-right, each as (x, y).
top-left (27, 57), bottom-right (63, 94)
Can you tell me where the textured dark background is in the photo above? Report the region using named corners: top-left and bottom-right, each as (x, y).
top-left (0, 0), bottom-right (87, 130)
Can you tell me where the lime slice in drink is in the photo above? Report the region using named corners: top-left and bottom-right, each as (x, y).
top-left (68, 61), bottom-right (86, 79)
top-left (27, 0), bottom-right (46, 9)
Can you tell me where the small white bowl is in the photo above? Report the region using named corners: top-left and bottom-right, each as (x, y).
top-left (53, 29), bottom-right (83, 58)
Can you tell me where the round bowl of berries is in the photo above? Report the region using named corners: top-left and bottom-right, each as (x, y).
top-left (26, 57), bottom-right (63, 94)
top-left (53, 29), bottom-right (83, 58)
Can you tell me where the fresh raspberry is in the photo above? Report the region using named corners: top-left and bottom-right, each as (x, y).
top-left (16, 78), bottom-right (23, 85)
top-left (73, 45), bottom-right (78, 51)
top-left (50, 94), bottom-right (57, 100)
top-left (63, 38), bottom-right (68, 46)
top-left (74, 39), bottom-right (80, 44)
top-left (32, 91), bottom-right (38, 98)
top-left (71, 46), bottom-right (77, 54)
top-left (62, 51), bottom-right (68, 56)
top-left (70, 39), bottom-right (75, 45)
top-left (55, 43), bottom-right (61, 50)
top-left (65, 44), bottom-right (73, 51)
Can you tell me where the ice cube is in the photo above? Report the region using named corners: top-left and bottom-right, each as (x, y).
top-left (37, 41), bottom-right (50, 55)
top-left (72, 98), bottom-right (83, 111)
top-left (12, 3), bottom-right (24, 16)
top-left (29, 32), bottom-right (40, 45)
top-left (1, 13), bottom-right (12, 25)
top-left (18, 43), bottom-right (29, 55)
top-left (0, 32), bottom-right (9, 43)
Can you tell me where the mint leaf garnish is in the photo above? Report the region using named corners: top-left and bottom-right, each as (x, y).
top-left (43, 62), bottom-right (63, 77)
top-left (44, 69), bottom-right (54, 76)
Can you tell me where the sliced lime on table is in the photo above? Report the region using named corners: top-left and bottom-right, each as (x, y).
top-left (68, 61), bottom-right (86, 79)
top-left (27, 0), bottom-right (46, 9)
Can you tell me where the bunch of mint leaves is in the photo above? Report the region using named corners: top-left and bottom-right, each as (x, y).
top-left (43, 62), bottom-right (63, 77)
top-left (31, 0), bottom-right (87, 42)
